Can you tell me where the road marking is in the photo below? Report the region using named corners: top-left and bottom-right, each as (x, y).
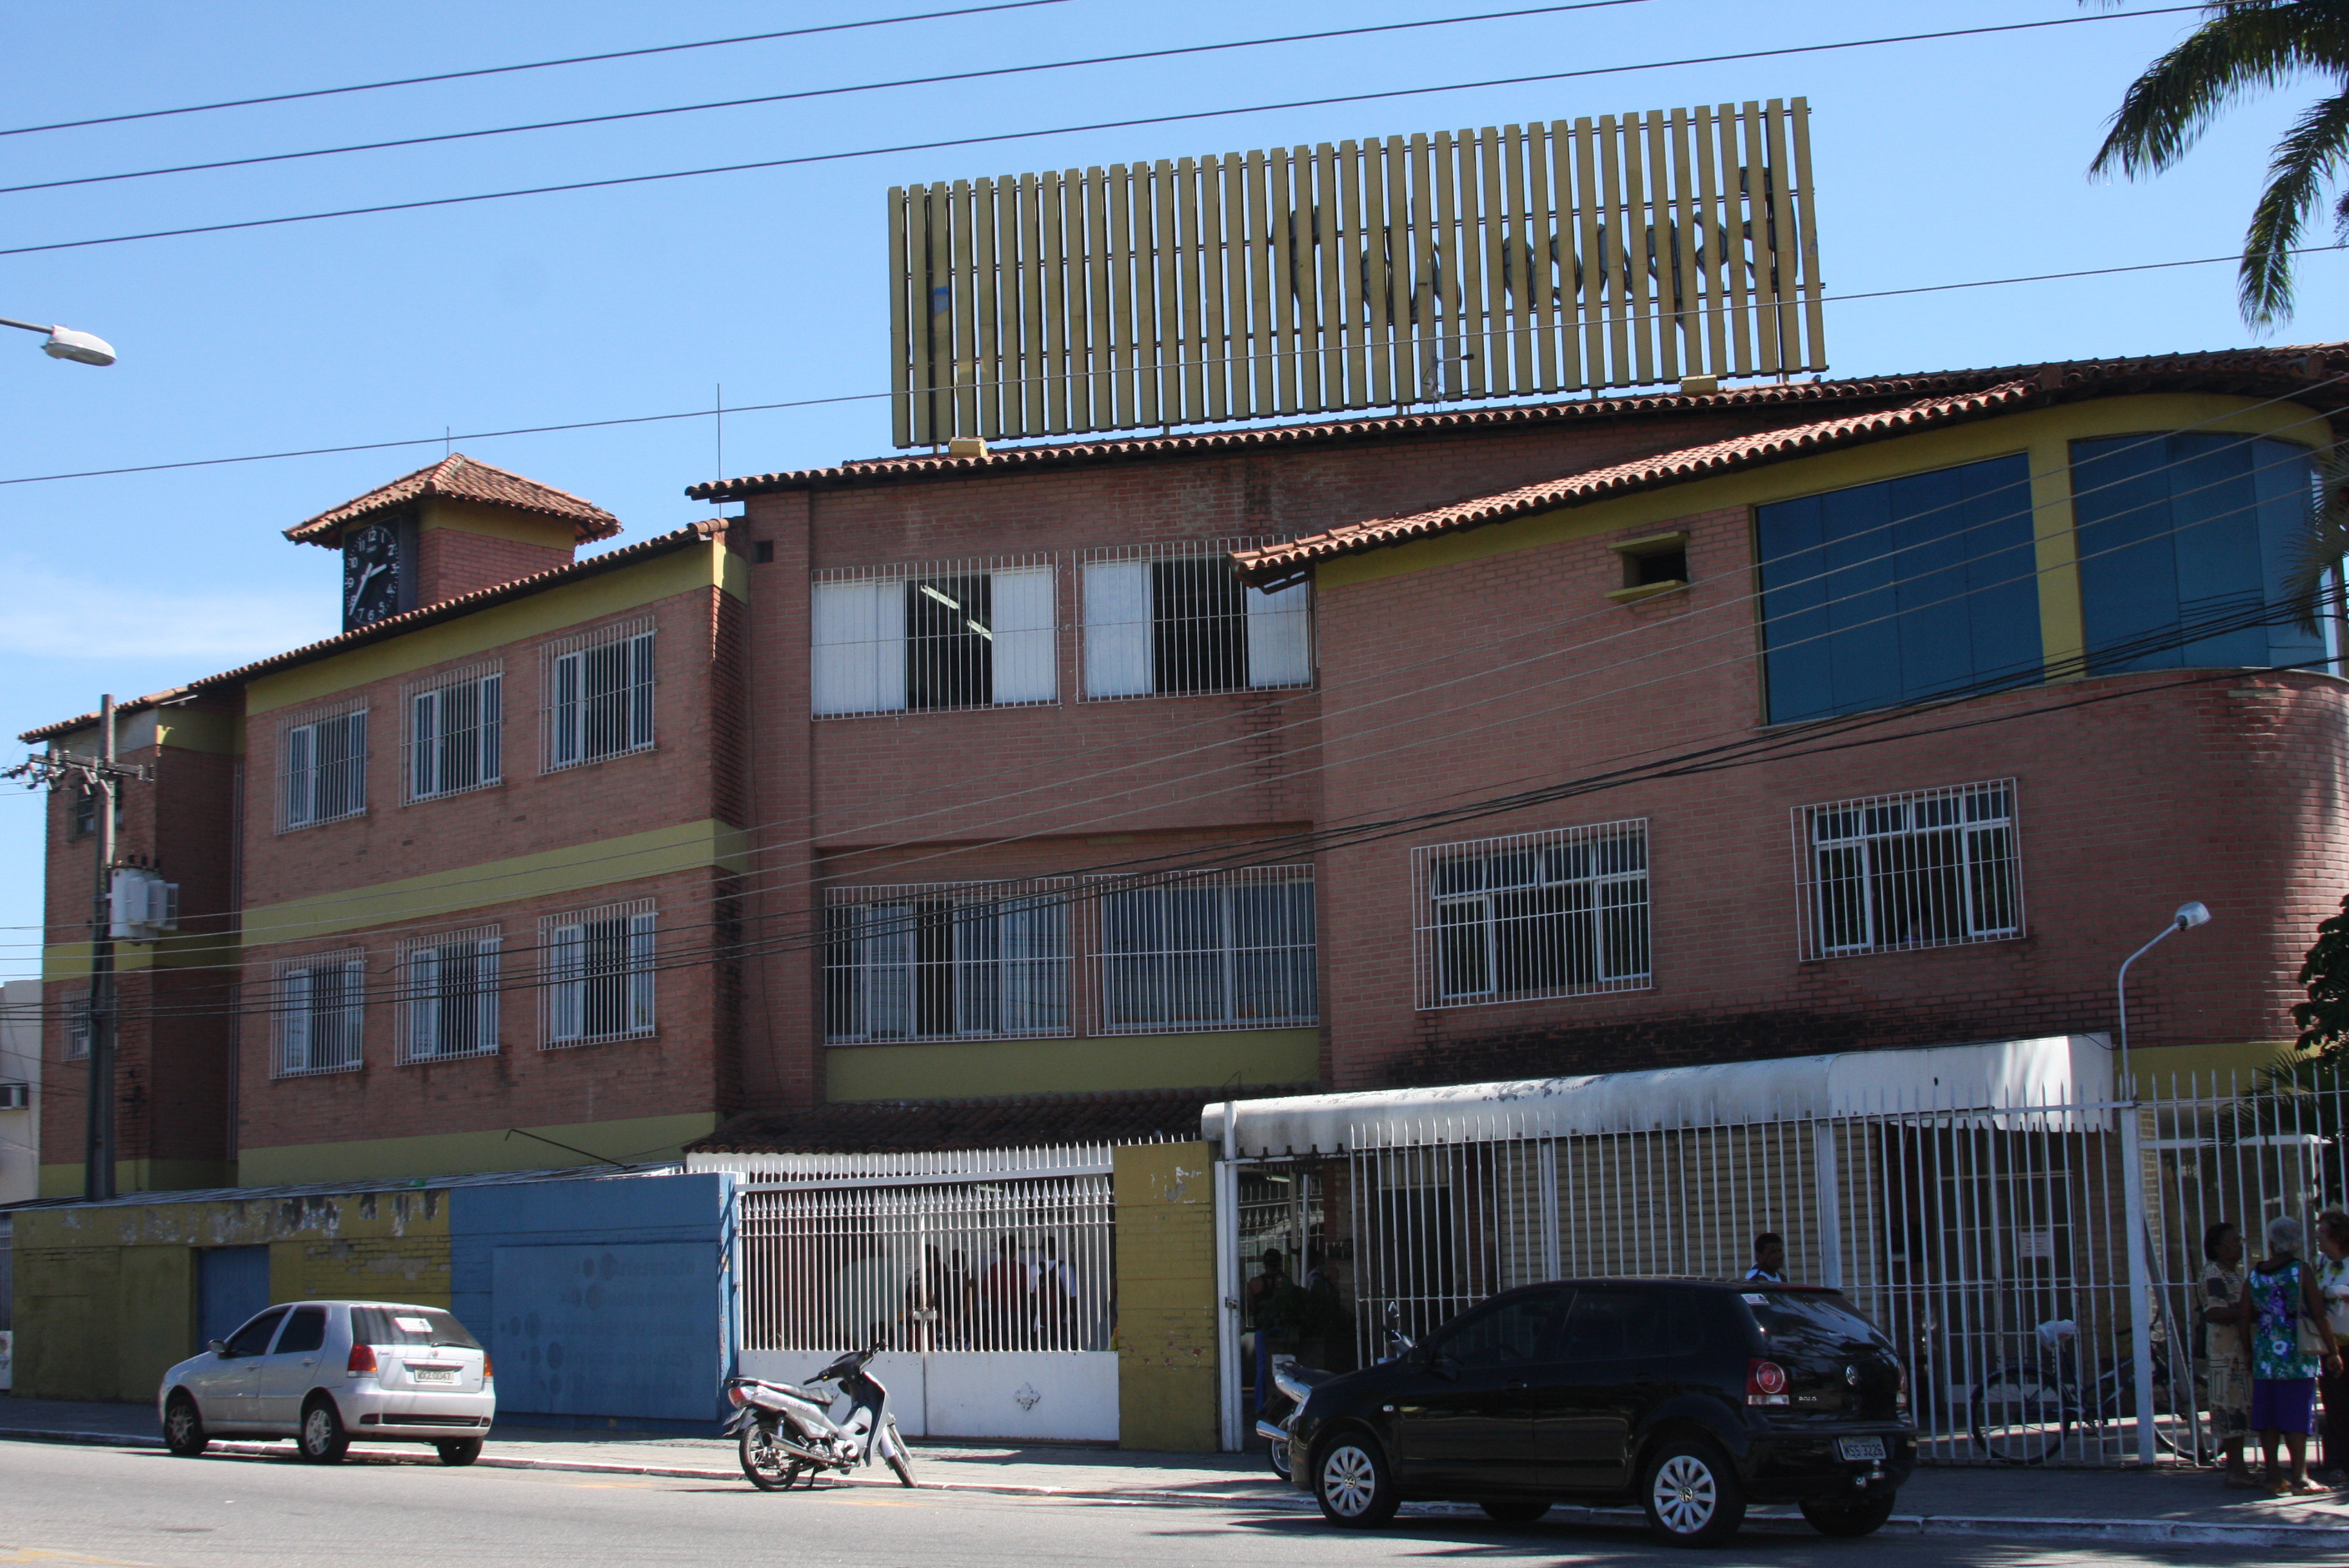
top-left (0, 1550), bottom-right (156, 1565)
top-left (833, 1495), bottom-right (923, 1507)
top-left (567, 1481), bottom-right (656, 1489)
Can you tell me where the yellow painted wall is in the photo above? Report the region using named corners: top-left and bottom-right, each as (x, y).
top-left (37, 1158), bottom-right (235, 1202)
top-left (1113, 1141), bottom-right (1221, 1452)
top-left (419, 498), bottom-right (581, 550)
top-left (827, 1028), bottom-right (1320, 1102)
top-left (235, 1110), bottom-right (718, 1186)
top-left (12, 1188), bottom-right (452, 1402)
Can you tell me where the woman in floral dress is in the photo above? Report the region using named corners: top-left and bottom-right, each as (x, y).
top-left (2246, 1216), bottom-right (2344, 1495)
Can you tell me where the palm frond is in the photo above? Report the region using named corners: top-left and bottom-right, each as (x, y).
top-left (2239, 87), bottom-right (2349, 320)
top-left (2091, 0), bottom-right (2349, 179)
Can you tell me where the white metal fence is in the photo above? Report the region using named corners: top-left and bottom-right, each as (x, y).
top-left (1308, 1072), bottom-right (2345, 1468)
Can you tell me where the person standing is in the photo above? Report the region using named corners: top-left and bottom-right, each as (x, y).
top-left (2199, 1220), bottom-right (2256, 1489)
top-left (1032, 1236), bottom-right (1079, 1350)
top-left (1246, 1249), bottom-right (1296, 1415)
top-left (978, 1235), bottom-right (1031, 1352)
top-left (2246, 1216), bottom-right (2344, 1495)
top-left (2316, 1210), bottom-right (2349, 1485)
top-left (1747, 1232), bottom-right (1787, 1284)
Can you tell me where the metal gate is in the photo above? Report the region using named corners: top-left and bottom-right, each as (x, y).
top-left (1229, 1073), bottom-right (2344, 1467)
top-left (714, 1144), bottom-right (1117, 1441)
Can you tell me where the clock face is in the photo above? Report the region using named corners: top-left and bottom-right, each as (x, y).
top-left (342, 523), bottom-right (403, 630)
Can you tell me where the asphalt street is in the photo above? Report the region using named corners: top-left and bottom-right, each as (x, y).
top-left (0, 1438), bottom-right (2310, 1568)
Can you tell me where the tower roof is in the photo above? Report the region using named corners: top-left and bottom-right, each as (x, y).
top-left (285, 453), bottom-right (621, 547)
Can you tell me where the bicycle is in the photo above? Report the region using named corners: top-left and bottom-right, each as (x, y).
top-left (1969, 1319), bottom-right (2199, 1465)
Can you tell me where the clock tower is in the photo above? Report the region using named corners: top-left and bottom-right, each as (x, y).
top-left (284, 454), bottom-right (622, 627)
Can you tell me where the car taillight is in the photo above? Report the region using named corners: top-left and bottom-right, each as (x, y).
top-left (1895, 1362), bottom-right (1909, 1409)
top-left (1746, 1358), bottom-right (1789, 1406)
top-left (347, 1342), bottom-right (378, 1375)
top-left (482, 1355), bottom-right (493, 1380)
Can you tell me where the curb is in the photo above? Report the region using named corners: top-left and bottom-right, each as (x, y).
top-left (8, 1426), bottom-right (2348, 1549)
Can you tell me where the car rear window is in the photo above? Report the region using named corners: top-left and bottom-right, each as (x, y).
top-left (1738, 1289), bottom-right (1886, 1352)
top-left (350, 1306), bottom-right (480, 1350)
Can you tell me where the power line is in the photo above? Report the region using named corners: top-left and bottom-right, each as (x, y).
top-left (0, 1), bottom-right (1086, 139)
top-left (5, 241), bottom-right (2341, 492)
top-left (0, 2), bottom-right (1662, 198)
top-left (0, 6), bottom-right (2202, 260)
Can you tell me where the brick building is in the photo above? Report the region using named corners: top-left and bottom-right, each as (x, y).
top-left (19, 346), bottom-right (2349, 1194)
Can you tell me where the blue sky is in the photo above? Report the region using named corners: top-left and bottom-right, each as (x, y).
top-left (2, 0), bottom-right (2343, 962)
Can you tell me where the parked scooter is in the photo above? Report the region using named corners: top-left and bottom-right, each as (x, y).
top-left (1255, 1304), bottom-right (1416, 1480)
top-left (723, 1341), bottom-right (918, 1491)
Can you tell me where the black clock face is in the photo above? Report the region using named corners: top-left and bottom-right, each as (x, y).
top-left (343, 523), bottom-right (403, 629)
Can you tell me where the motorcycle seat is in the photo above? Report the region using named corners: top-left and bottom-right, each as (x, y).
top-left (749, 1381), bottom-right (826, 1404)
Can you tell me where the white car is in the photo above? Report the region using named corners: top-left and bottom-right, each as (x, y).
top-left (158, 1299), bottom-right (495, 1465)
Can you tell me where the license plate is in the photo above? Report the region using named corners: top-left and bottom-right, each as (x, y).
top-left (412, 1368), bottom-right (459, 1385)
top-left (1837, 1436), bottom-right (1887, 1462)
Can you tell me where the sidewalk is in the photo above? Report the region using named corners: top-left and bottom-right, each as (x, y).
top-left (8, 1394), bottom-right (2348, 1549)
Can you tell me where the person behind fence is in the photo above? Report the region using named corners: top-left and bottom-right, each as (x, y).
top-left (1747, 1232), bottom-right (1787, 1284)
top-left (978, 1235), bottom-right (1031, 1351)
top-left (2200, 1220), bottom-right (2256, 1490)
top-left (2246, 1215), bottom-right (2345, 1495)
top-left (2316, 1210), bottom-right (2349, 1486)
top-left (1301, 1245), bottom-right (1353, 1371)
top-left (1033, 1235), bottom-right (1078, 1350)
top-left (1248, 1249), bottom-right (1309, 1414)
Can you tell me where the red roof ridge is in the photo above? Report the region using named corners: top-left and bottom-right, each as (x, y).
top-left (287, 452), bottom-right (621, 546)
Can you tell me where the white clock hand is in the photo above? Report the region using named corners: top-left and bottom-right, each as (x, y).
top-left (346, 560), bottom-right (384, 612)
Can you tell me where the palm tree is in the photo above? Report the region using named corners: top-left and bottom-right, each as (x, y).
top-left (2090, 0), bottom-right (2349, 325)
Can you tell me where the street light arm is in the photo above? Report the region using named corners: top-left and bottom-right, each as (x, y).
top-left (0, 315), bottom-right (51, 334)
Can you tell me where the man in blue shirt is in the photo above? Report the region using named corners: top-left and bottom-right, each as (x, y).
top-left (1747, 1232), bottom-right (1787, 1284)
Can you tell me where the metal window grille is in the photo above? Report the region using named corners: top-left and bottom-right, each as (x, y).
top-left (1092, 866), bottom-right (1317, 1033)
top-left (63, 991), bottom-right (90, 1061)
top-left (1793, 780), bottom-right (2022, 961)
top-left (539, 898), bottom-right (656, 1047)
top-left (396, 926), bottom-right (501, 1063)
top-left (811, 555), bottom-right (1059, 717)
top-left (542, 618), bottom-right (655, 771)
top-left (403, 663), bottom-right (503, 802)
top-left (1079, 540), bottom-right (1311, 700)
top-left (824, 879), bottom-right (1073, 1042)
top-left (1413, 819), bottom-right (1651, 1009)
top-left (277, 701), bottom-right (368, 830)
top-left (71, 787), bottom-right (93, 837)
top-left (730, 1145), bottom-right (1116, 1354)
top-left (272, 949), bottom-right (365, 1077)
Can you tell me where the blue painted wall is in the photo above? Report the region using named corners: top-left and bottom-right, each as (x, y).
top-left (450, 1173), bottom-right (735, 1430)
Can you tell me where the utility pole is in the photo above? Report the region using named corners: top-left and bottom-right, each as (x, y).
top-left (5, 693), bottom-right (151, 1199)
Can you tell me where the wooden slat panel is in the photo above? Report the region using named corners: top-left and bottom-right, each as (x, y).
top-left (1500, 124), bottom-right (1528, 394)
top-left (906, 185), bottom-right (933, 445)
top-left (1760, 99), bottom-right (1797, 374)
top-left (1716, 107), bottom-right (1753, 376)
top-left (1788, 98), bottom-right (1828, 371)
top-left (1246, 148), bottom-right (1276, 416)
top-left (1107, 163), bottom-right (1135, 429)
top-left (1087, 165), bottom-right (1114, 430)
top-left (1526, 124), bottom-right (1559, 392)
top-left (1041, 170), bottom-right (1070, 435)
top-left (1270, 146), bottom-right (1300, 414)
top-left (1362, 138), bottom-right (1393, 408)
top-left (1132, 160), bottom-right (1160, 429)
top-left (1476, 127), bottom-right (1507, 393)
top-left (1014, 173), bottom-right (1040, 433)
top-left (1337, 139), bottom-right (1369, 408)
top-left (1152, 157), bottom-right (1180, 425)
top-left (1313, 143), bottom-right (1344, 411)
top-left (1665, 108), bottom-right (1700, 380)
top-left (1646, 111), bottom-right (1678, 383)
top-left (950, 179), bottom-right (978, 438)
top-left (1596, 117), bottom-right (1630, 386)
top-left (1572, 118), bottom-right (1605, 385)
top-left (1693, 106), bottom-right (1729, 377)
top-left (1407, 131), bottom-right (1436, 402)
top-left (1746, 100), bottom-right (1783, 374)
top-left (1547, 121), bottom-right (1582, 390)
top-left (1620, 116), bottom-right (1654, 387)
top-left (972, 176), bottom-right (1003, 440)
top-left (1455, 128), bottom-right (1488, 398)
top-left (888, 186), bottom-right (913, 447)
top-left (1434, 129), bottom-right (1465, 399)
top-left (1381, 136), bottom-right (1411, 404)
top-left (1203, 153), bottom-right (1231, 422)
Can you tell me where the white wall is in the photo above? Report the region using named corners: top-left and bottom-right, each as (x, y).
top-left (736, 1349), bottom-right (1119, 1444)
top-left (0, 977), bottom-right (40, 1209)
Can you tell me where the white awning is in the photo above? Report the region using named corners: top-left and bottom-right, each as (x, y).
top-left (1200, 1034), bottom-right (2114, 1156)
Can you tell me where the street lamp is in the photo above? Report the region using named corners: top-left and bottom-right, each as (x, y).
top-left (0, 314), bottom-right (116, 366)
top-left (2115, 901), bottom-right (2211, 1093)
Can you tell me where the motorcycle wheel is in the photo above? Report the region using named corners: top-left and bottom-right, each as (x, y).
top-left (884, 1422), bottom-right (918, 1488)
top-left (1267, 1438), bottom-right (1292, 1482)
top-left (739, 1423), bottom-right (797, 1491)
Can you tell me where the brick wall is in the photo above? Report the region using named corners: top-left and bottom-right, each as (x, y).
top-left (415, 526), bottom-right (572, 608)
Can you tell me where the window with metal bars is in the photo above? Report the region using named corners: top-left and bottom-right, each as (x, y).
top-left (824, 882), bottom-right (1072, 1042)
top-left (544, 621), bottom-right (655, 770)
top-left (1094, 868), bottom-right (1317, 1033)
top-left (1416, 822), bottom-right (1651, 1009)
top-left (397, 927), bottom-right (500, 1062)
top-left (1796, 780), bottom-right (2022, 960)
top-left (540, 901), bottom-right (656, 1046)
top-left (279, 705), bottom-right (367, 829)
top-left (405, 666), bottom-right (502, 802)
top-left (63, 991), bottom-right (90, 1061)
top-left (1079, 542), bottom-right (1311, 699)
top-left (810, 557), bottom-right (1057, 717)
top-left (274, 951), bottom-right (365, 1077)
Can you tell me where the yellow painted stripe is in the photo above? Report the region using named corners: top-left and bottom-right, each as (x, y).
top-left (235, 1111), bottom-right (721, 1185)
top-left (826, 1028), bottom-right (1321, 1101)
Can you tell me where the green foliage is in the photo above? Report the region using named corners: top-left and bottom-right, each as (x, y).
top-left (2291, 891), bottom-right (2349, 1054)
top-left (2090, 0), bottom-right (2349, 325)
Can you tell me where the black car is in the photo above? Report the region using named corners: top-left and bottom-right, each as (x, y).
top-left (1285, 1278), bottom-right (1914, 1545)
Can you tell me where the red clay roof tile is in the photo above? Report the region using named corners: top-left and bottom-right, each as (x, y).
top-left (287, 453), bottom-right (621, 546)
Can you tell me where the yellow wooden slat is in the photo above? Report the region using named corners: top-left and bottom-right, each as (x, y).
top-left (1501, 123), bottom-right (1532, 395)
top-left (1313, 143), bottom-right (1344, 411)
top-left (1433, 129), bottom-right (1465, 400)
top-left (1108, 163), bottom-right (1136, 430)
top-left (1270, 145), bottom-right (1301, 414)
top-left (888, 186), bottom-right (913, 447)
top-left (1338, 139), bottom-right (1371, 408)
top-left (1407, 131), bottom-right (1436, 403)
top-left (1246, 148), bottom-right (1275, 416)
top-left (1202, 153), bottom-right (1231, 422)
top-left (1088, 165), bottom-right (1114, 429)
top-left (1716, 107), bottom-right (1753, 376)
top-left (1178, 156), bottom-right (1206, 423)
top-left (1646, 110), bottom-right (1678, 383)
top-left (1381, 136), bottom-right (1412, 405)
top-left (1455, 128), bottom-right (1488, 398)
top-left (950, 178), bottom-right (978, 438)
top-left (1132, 160), bottom-right (1161, 430)
top-left (1547, 122), bottom-right (1582, 390)
top-left (972, 175), bottom-right (1003, 440)
top-left (1573, 118), bottom-right (1605, 384)
top-left (1041, 170), bottom-right (1070, 435)
top-left (1595, 117), bottom-right (1629, 386)
top-left (1620, 114), bottom-right (1655, 387)
top-left (1788, 97), bottom-right (1828, 372)
top-left (1665, 108), bottom-right (1700, 379)
top-left (1476, 127), bottom-right (1507, 393)
top-left (1015, 173), bottom-right (1043, 435)
top-left (1526, 124), bottom-right (1559, 392)
top-left (1761, 99), bottom-right (1798, 374)
top-left (1747, 100), bottom-right (1783, 374)
top-left (1362, 138), bottom-right (1393, 408)
top-left (1152, 157), bottom-right (1180, 425)
top-left (1693, 106), bottom-right (1728, 377)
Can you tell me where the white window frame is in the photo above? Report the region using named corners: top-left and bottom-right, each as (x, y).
top-left (403, 662), bottom-right (504, 802)
top-left (396, 926), bottom-right (502, 1063)
top-left (824, 878), bottom-right (1074, 1042)
top-left (1078, 540), bottom-right (1312, 701)
top-left (63, 991), bottom-right (90, 1061)
top-left (811, 555), bottom-right (1059, 718)
top-left (272, 948), bottom-right (366, 1078)
top-left (277, 700), bottom-right (368, 831)
top-left (1090, 866), bottom-right (1317, 1034)
top-left (542, 618), bottom-right (656, 772)
top-left (1793, 779), bottom-right (2024, 961)
top-left (1413, 820), bottom-right (1652, 1010)
top-left (539, 898), bottom-right (656, 1048)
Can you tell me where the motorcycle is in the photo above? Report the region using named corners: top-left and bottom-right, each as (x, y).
top-left (723, 1341), bottom-right (918, 1492)
top-left (1255, 1304), bottom-right (1415, 1480)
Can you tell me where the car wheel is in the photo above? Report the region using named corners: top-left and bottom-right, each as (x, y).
top-left (1799, 1495), bottom-right (1896, 1538)
top-left (435, 1440), bottom-right (484, 1467)
top-left (163, 1394), bottom-right (209, 1458)
top-left (1313, 1432), bottom-right (1400, 1529)
top-left (1642, 1436), bottom-right (1745, 1547)
top-left (298, 1396), bottom-right (350, 1464)
top-left (1480, 1500), bottom-right (1552, 1524)
top-left (1266, 1439), bottom-right (1293, 1482)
